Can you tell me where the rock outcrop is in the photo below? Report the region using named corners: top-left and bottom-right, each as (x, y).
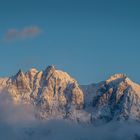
top-left (82, 74), bottom-right (140, 123)
top-left (0, 66), bottom-right (85, 122)
top-left (0, 67), bottom-right (140, 124)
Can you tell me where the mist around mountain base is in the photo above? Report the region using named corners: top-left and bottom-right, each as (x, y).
top-left (0, 92), bottom-right (140, 140)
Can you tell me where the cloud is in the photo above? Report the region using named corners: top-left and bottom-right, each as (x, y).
top-left (3, 26), bottom-right (42, 41)
top-left (0, 91), bottom-right (140, 140)
top-left (0, 91), bottom-right (36, 124)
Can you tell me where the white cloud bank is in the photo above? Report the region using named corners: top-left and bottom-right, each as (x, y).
top-left (0, 92), bottom-right (140, 140)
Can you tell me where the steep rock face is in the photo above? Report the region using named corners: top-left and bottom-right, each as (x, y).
top-left (0, 66), bottom-right (85, 121)
top-left (30, 66), bottom-right (84, 120)
top-left (1, 68), bottom-right (140, 124)
top-left (82, 74), bottom-right (140, 122)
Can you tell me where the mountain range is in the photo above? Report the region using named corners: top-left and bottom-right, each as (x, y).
top-left (0, 65), bottom-right (140, 124)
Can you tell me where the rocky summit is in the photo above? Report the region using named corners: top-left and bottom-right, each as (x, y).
top-left (0, 66), bottom-right (140, 124)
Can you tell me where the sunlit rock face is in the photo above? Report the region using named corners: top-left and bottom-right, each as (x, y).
top-left (82, 74), bottom-right (140, 123)
top-left (1, 67), bottom-right (140, 124)
top-left (0, 66), bottom-right (85, 122)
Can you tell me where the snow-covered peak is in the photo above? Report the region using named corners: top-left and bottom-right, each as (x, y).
top-left (14, 69), bottom-right (28, 84)
top-left (124, 77), bottom-right (140, 95)
top-left (2, 66), bottom-right (84, 121)
top-left (106, 74), bottom-right (140, 95)
top-left (45, 65), bottom-right (56, 73)
top-left (106, 73), bottom-right (127, 84)
top-left (28, 68), bottom-right (38, 74)
top-left (26, 68), bottom-right (38, 79)
top-left (1, 66), bottom-right (140, 123)
top-left (52, 70), bottom-right (76, 83)
top-left (16, 69), bottom-right (25, 77)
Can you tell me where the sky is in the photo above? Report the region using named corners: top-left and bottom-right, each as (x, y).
top-left (0, 0), bottom-right (140, 84)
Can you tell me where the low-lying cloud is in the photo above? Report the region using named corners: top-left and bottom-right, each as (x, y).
top-left (0, 91), bottom-right (140, 140)
top-left (3, 26), bottom-right (42, 41)
top-left (0, 91), bottom-right (36, 124)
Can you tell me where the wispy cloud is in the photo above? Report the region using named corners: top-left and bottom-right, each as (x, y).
top-left (3, 26), bottom-right (42, 41)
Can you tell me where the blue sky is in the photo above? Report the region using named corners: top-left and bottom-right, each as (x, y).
top-left (0, 0), bottom-right (140, 84)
